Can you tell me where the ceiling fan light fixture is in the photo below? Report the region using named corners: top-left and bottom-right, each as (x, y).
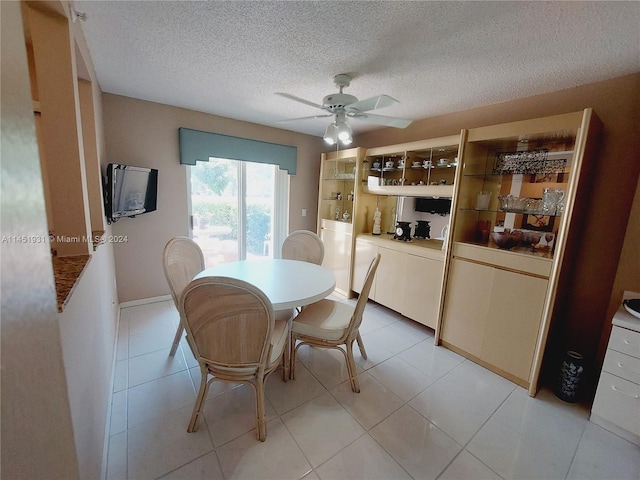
top-left (336, 120), bottom-right (352, 144)
top-left (323, 122), bottom-right (338, 145)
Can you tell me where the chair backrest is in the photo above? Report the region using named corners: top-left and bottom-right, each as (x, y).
top-left (179, 277), bottom-right (274, 372)
top-left (163, 236), bottom-right (205, 308)
top-left (282, 230), bottom-right (324, 265)
top-left (350, 253), bottom-right (381, 334)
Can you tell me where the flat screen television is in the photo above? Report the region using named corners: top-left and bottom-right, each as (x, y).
top-left (104, 163), bottom-right (158, 223)
top-left (414, 197), bottom-right (451, 215)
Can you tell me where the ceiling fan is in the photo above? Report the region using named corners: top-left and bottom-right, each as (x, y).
top-left (276, 74), bottom-right (413, 145)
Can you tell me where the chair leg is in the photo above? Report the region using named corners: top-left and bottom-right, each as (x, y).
top-left (255, 379), bottom-right (267, 441)
top-left (290, 338), bottom-right (300, 380)
top-left (188, 365), bottom-right (210, 432)
top-left (169, 323), bottom-right (184, 357)
top-left (345, 341), bottom-right (361, 393)
top-left (282, 334), bottom-right (290, 382)
top-left (356, 331), bottom-right (367, 360)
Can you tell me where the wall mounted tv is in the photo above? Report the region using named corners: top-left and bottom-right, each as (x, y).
top-left (104, 163), bottom-right (158, 223)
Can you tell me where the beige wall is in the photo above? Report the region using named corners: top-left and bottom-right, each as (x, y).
top-left (1, 1), bottom-right (79, 478)
top-left (103, 94), bottom-right (326, 302)
top-left (2, 2), bottom-right (120, 478)
top-left (357, 73), bottom-right (640, 388)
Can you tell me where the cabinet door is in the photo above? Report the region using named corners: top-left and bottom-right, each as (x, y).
top-left (441, 258), bottom-right (491, 356)
top-left (375, 247), bottom-right (407, 312)
top-left (320, 228), bottom-right (352, 296)
top-left (402, 255), bottom-right (443, 329)
top-left (333, 232), bottom-right (352, 294)
top-left (352, 240), bottom-right (378, 295)
top-left (481, 269), bottom-right (548, 382)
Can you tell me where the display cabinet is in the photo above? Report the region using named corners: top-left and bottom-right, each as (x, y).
top-left (439, 109), bottom-right (602, 395)
top-left (361, 135), bottom-right (461, 198)
top-left (317, 147), bottom-right (366, 296)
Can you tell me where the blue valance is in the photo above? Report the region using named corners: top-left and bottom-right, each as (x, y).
top-left (178, 127), bottom-right (297, 175)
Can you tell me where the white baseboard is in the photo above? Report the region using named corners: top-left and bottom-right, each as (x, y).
top-left (119, 294), bottom-right (172, 308)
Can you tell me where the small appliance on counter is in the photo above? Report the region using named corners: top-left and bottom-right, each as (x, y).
top-left (414, 220), bottom-right (431, 239)
top-left (394, 221), bottom-right (412, 241)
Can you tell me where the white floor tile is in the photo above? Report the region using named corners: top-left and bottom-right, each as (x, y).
top-left (316, 434), bottom-right (411, 479)
top-left (127, 405), bottom-right (213, 480)
top-left (266, 361), bottom-right (326, 415)
top-left (129, 329), bottom-right (178, 358)
top-left (203, 383), bottom-right (277, 447)
top-left (439, 450), bottom-right (503, 480)
top-left (361, 320), bottom-right (427, 355)
top-left (128, 347), bottom-right (189, 387)
top-left (296, 344), bottom-right (361, 390)
top-left (370, 405), bottom-right (462, 480)
top-left (113, 358), bottom-right (128, 392)
top-left (106, 431), bottom-right (127, 480)
top-left (216, 417), bottom-right (312, 479)
top-left (398, 339), bottom-right (465, 380)
top-left (409, 361), bottom-right (515, 445)
top-left (467, 416), bottom-right (571, 480)
top-left (110, 390), bottom-right (127, 436)
top-left (368, 355), bottom-right (436, 401)
top-left (330, 371), bottom-right (404, 429)
top-left (128, 301), bottom-right (177, 336)
top-left (282, 392), bottom-right (365, 468)
top-left (159, 451), bottom-right (224, 480)
top-left (127, 370), bottom-right (196, 429)
top-left (567, 421), bottom-right (640, 480)
top-left (107, 300), bottom-right (634, 479)
top-left (491, 387), bottom-right (588, 459)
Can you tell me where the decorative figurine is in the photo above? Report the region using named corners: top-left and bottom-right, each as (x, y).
top-left (342, 210), bottom-right (351, 222)
top-left (335, 206), bottom-right (341, 221)
top-left (373, 207), bottom-right (381, 235)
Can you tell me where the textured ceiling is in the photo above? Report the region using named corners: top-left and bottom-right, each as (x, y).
top-left (76, 1), bottom-right (640, 138)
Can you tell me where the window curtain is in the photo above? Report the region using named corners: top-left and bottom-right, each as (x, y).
top-left (178, 127), bottom-right (297, 175)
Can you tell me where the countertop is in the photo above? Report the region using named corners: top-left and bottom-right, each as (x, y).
top-left (612, 290), bottom-right (640, 333)
top-left (356, 233), bottom-right (445, 261)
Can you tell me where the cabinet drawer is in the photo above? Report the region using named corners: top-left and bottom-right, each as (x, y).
top-left (591, 372), bottom-right (640, 437)
top-left (602, 349), bottom-right (640, 384)
top-left (609, 326), bottom-right (640, 358)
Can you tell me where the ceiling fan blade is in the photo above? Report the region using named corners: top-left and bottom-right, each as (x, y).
top-left (277, 114), bottom-right (333, 123)
top-left (346, 94), bottom-right (398, 113)
top-left (350, 112), bottom-right (413, 128)
top-left (275, 92), bottom-right (327, 111)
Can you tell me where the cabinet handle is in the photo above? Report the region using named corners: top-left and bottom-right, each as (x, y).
top-left (616, 362), bottom-right (629, 370)
top-left (611, 385), bottom-right (640, 399)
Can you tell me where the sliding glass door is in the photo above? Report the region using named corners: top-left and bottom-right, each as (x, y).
top-left (190, 158), bottom-right (288, 268)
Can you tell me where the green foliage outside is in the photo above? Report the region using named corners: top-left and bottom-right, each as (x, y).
top-left (192, 199), bottom-right (271, 255)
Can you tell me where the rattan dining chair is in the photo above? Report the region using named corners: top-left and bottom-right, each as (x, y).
top-left (290, 253), bottom-right (381, 393)
top-left (179, 276), bottom-right (289, 441)
top-left (163, 236), bottom-right (205, 356)
top-left (281, 230), bottom-right (324, 265)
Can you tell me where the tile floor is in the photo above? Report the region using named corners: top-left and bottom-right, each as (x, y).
top-left (106, 294), bottom-right (639, 480)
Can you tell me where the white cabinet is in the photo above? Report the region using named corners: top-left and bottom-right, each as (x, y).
top-left (441, 256), bottom-right (549, 386)
top-left (591, 298), bottom-right (640, 446)
top-left (320, 220), bottom-right (352, 296)
top-left (402, 254), bottom-right (444, 329)
top-left (354, 235), bottom-right (445, 330)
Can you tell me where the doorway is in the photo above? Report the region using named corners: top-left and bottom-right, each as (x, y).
top-left (190, 158), bottom-right (288, 268)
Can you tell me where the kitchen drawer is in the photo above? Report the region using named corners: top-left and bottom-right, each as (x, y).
top-left (591, 371), bottom-right (640, 437)
top-left (609, 326), bottom-right (640, 358)
top-left (602, 349), bottom-right (640, 385)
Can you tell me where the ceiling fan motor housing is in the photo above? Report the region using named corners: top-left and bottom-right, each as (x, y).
top-left (323, 93), bottom-right (358, 112)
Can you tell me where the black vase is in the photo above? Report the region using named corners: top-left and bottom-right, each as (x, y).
top-left (555, 350), bottom-right (584, 403)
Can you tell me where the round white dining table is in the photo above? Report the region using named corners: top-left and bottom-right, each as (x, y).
top-left (194, 258), bottom-right (336, 311)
